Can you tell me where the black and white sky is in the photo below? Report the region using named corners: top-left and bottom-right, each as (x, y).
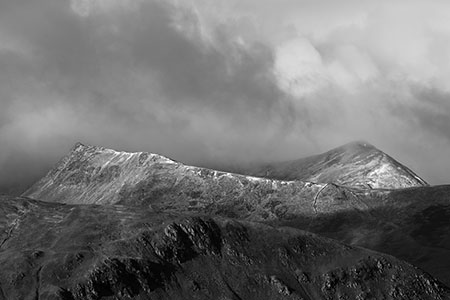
top-left (1, 0), bottom-right (450, 190)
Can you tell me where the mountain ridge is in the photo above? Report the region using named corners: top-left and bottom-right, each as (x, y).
top-left (23, 140), bottom-right (427, 206)
top-left (23, 142), bottom-right (320, 208)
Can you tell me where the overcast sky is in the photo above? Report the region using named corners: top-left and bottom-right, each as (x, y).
top-left (1, 0), bottom-right (450, 190)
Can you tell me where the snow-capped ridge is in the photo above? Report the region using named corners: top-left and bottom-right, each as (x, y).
top-left (24, 143), bottom-right (321, 207)
top-left (69, 142), bottom-right (180, 165)
top-left (232, 140), bottom-right (428, 189)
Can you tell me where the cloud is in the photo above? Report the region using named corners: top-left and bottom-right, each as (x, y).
top-left (1, 0), bottom-right (450, 192)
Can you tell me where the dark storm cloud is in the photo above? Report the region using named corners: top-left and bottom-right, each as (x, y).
top-left (2, 0), bottom-right (450, 193)
top-left (0, 0), bottom-right (299, 193)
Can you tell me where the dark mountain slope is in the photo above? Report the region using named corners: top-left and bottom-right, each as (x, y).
top-left (2, 196), bottom-right (447, 299)
top-left (276, 184), bottom-right (450, 286)
top-left (234, 141), bottom-right (427, 189)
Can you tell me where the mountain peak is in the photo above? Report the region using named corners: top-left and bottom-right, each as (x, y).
top-left (342, 140), bottom-right (376, 150)
top-left (70, 142), bottom-right (108, 153)
top-left (236, 141), bottom-right (427, 189)
top-left (22, 145), bottom-right (180, 204)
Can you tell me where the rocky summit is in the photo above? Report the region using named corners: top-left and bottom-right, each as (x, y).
top-left (0, 196), bottom-right (448, 300)
top-left (233, 141), bottom-right (428, 189)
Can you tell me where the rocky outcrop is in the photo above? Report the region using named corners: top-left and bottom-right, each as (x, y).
top-left (0, 196), bottom-right (448, 300)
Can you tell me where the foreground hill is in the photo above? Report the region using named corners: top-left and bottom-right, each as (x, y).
top-left (233, 141), bottom-right (427, 189)
top-left (0, 196), bottom-right (448, 300)
top-left (22, 143), bottom-right (450, 285)
top-left (280, 184), bottom-right (450, 286)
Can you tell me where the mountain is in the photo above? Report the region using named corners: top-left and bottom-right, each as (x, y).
top-left (22, 142), bottom-right (450, 285)
top-left (0, 195), bottom-right (448, 299)
top-left (23, 143), bottom-right (327, 210)
top-left (233, 141), bottom-right (427, 189)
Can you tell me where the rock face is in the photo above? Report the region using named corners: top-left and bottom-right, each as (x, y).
top-left (235, 141), bottom-right (428, 189)
top-left (23, 143), bottom-right (333, 213)
top-left (0, 196), bottom-right (448, 300)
